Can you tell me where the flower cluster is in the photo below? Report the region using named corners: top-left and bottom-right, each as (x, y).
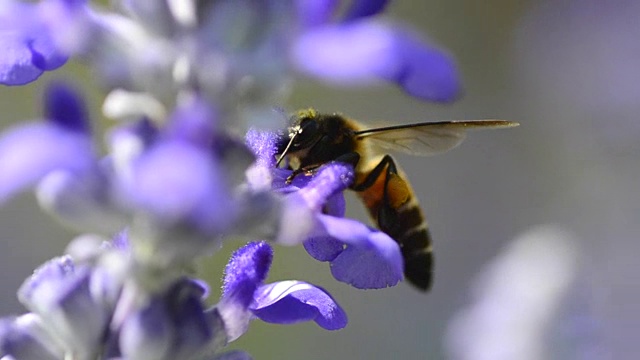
top-left (0, 0), bottom-right (461, 359)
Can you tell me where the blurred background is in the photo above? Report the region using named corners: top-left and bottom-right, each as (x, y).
top-left (1, 0), bottom-right (637, 359)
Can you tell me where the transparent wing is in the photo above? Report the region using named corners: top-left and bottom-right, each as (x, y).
top-left (355, 120), bottom-right (519, 156)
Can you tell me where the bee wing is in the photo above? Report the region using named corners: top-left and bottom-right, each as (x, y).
top-left (355, 120), bottom-right (519, 156)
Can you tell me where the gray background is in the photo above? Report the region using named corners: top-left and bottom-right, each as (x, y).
top-left (1, 0), bottom-right (637, 359)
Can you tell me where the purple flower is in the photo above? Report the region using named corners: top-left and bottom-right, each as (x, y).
top-left (245, 128), bottom-right (404, 290)
top-left (0, 1), bottom-right (465, 358)
top-left (0, 82), bottom-right (281, 268)
top-left (2, 1), bottom-right (459, 106)
top-left (0, 0), bottom-right (81, 85)
top-left (292, 0), bottom-right (461, 102)
top-left (218, 241), bottom-right (347, 341)
top-left (0, 236), bottom-right (345, 359)
top-left (0, 82), bottom-right (94, 202)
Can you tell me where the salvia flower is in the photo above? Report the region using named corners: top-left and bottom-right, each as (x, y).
top-left (1, 0), bottom-right (461, 110)
top-left (0, 236), bottom-right (345, 360)
top-left (0, 0), bottom-right (465, 358)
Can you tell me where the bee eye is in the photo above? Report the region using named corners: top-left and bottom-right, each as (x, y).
top-left (294, 119), bottom-right (320, 147)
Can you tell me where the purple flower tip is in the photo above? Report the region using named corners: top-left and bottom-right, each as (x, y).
top-left (315, 215), bottom-right (404, 289)
top-left (299, 162), bottom-right (354, 210)
top-left (251, 281), bottom-right (348, 330)
top-left (166, 99), bottom-right (217, 146)
top-left (245, 128), bottom-right (280, 168)
top-left (222, 242), bottom-right (274, 308)
top-left (293, 22), bottom-right (461, 102)
top-left (44, 82), bottom-right (90, 133)
top-left (343, 0), bottom-right (390, 21)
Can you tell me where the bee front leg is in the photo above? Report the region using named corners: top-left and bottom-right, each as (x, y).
top-left (333, 152), bottom-right (361, 168)
top-left (285, 152), bottom-right (361, 184)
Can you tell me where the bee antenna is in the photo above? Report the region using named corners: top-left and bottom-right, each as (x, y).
top-left (276, 132), bottom-right (296, 167)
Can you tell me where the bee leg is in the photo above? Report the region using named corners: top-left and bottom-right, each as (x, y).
top-left (333, 152), bottom-right (361, 168)
top-left (352, 154), bottom-right (397, 193)
top-left (285, 168), bottom-right (307, 184)
top-left (285, 153), bottom-right (361, 184)
top-left (352, 155), bottom-right (401, 229)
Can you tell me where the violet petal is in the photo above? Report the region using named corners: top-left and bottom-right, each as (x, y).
top-left (342, 0), bottom-right (390, 21)
top-left (251, 281), bottom-right (347, 330)
top-left (218, 242), bottom-right (273, 342)
top-left (0, 31), bottom-right (45, 85)
top-left (298, 162), bottom-right (354, 210)
top-left (0, 122), bottom-right (93, 203)
top-left (317, 215), bottom-right (403, 289)
top-left (304, 236), bottom-right (343, 262)
top-left (43, 82), bottom-right (90, 133)
top-left (128, 140), bottom-right (233, 232)
top-left (17, 257), bottom-right (109, 357)
top-left (222, 242), bottom-right (273, 308)
top-left (293, 21), bottom-right (461, 102)
top-left (0, 314), bottom-right (63, 360)
top-left (0, 3), bottom-right (67, 85)
top-left (295, 0), bottom-right (338, 28)
top-left (245, 128), bottom-right (279, 169)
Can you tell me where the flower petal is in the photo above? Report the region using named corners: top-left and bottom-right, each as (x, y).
top-left (342, 0), bottom-right (390, 21)
top-left (17, 257), bottom-right (109, 358)
top-left (43, 82), bottom-right (90, 132)
top-left (0, 122), bottom-right (93, 203)
top-left (0, 314), bottom-right (64, 360)
top-left (317, 215), bottom-right (403, 289)
top-left (36, 166), bottom-right (130, 234)
top-left (298, 162), bottom-right (354, 210)
top-left (119, 297), bottom-right (173, 360)
top-left (324, 192), bottom-right (346, 217)
top-left (295, 0), bottom-right (338, 28)
top-left (0, 31), bottom-right (45, 85)
top-left (245, 128), bottom-right (280, 169)
top-left (128, 140), bottom-right (235, 232)
top-left (304, 236), bottom-right (343, 262)
top-left (120, 278), bottom-right (224, 360)
top-left (218, 242), bottom-right (273, 342)
top-left (251, 281), bottom-right (347, 330)
top-left (293, 21), bottom-right (461, 102)
top-left (29, 29), bottom-right (67, 71)
top-left (222, 242), bottom-right (273, 307)
top-left (0, 3), bottom-right (67, 86)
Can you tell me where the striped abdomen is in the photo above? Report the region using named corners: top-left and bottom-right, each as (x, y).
top-left (354, 157), bottom-right (433, 291)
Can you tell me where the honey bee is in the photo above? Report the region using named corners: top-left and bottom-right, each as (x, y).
top-left (276, 109), bottom-right (518, 291)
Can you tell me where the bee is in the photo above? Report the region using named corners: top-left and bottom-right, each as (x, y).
top-left (276, 108), bottom-right (518, 291)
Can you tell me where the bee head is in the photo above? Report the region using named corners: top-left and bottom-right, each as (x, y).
top-left (276, 111), bottom-right (323, 166)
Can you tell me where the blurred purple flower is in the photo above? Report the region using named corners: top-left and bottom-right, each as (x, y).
top-left (245, 128), bottom-right (404, 290)
top-left (2, 0), bottom-right (460, 104)
top-left (0, 82), bottom-right (94, 202)
top-left (0, 1), bottom-right (465, 358)
top-left (292, 0), bottom-right (461, 102)
top-left (445, 226), bottom-right (582, 360)
top-left (0, 0), bottom-right (79, 85)
top-left (0, 83), bottom-right (278, 267)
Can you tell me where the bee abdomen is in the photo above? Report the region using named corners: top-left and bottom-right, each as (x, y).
top-left (378, 198), bottom-right (433, 291)
top-left (398, 226), bottom-right (433, 291)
